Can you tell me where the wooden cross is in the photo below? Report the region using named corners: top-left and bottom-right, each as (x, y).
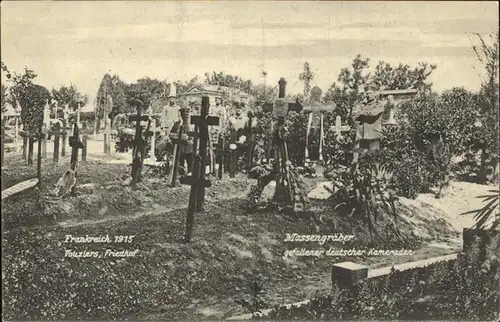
top-left (36, 122), bottom-right (43, 186)
top-left (129, 107), bottom-right (150, 189)
top-left (183, 96), bottom-right (219, 243)
top-left (42, 104), bottom-right (50, 158)
top-left (215, 136), bottom-right (229, 179)
top-left (141, 119), bottom-right (154, 170)
top-left (68, 123), bottom-right (84, 195)
top-left (272, 78), bottom-right (290, 204)
top-left (228, 128), bottom-right (239, 178)
top-left (169, 120), bottom-right (187, 187)
top-left (60, 124), bottom-right (72, 157)
top-left (48, 123), bottom-right (65, 163)
top-left (20, 131), bottom-right (39, 166)
top-left (101, 124), bottom-right (116, 155)
top-left (330, 115), bottom-right (351, 138)
top-left (41, 123), bottom-right (48, 159)
top-left (149, 119), bottom-right (157, 159)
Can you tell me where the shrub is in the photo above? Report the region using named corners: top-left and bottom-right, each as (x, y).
top-left (114, 128), bottom-right (162, 159)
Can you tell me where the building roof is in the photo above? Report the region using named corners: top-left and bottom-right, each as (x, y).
top-left (379, 89), bottom-right (418, 97)
top-left (180, 83), bottom-right (250, 98)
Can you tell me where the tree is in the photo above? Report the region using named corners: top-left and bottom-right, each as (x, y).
top-left (324, 55), bottom-right (371, 119)
top-left (471, 31), bottom-right (500, 183)
top-left (125, 77), bottom-right (166, 112)
top-left (369, 61), bottom-right (436, 93)
top-left (51, 84), bottom-right (88, 119)
top-left (204, 71), bottom-right (254, 94)
top-left (8, 67), bottom-right (50, 134)
top-left (298, 62), bottom-right (314, 102)
top-left (94, 73), bottom-right (132, 131)
top-left (108, 75), bottom-right (129, 117)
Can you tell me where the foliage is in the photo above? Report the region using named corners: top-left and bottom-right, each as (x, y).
top-left (114, 128), bottom-right (160, 159)
top-left (327, 156), bottom-right (404, 245)
top-left (470, 31), bottom-right (500, 183)
top-left (235, 277), bottom-right (268, 319)
top-left (95, 74), bottom-right (130, 132)
top-left (125, 77), bottom-right (166, 112)
top-left (51, 84), bottom-right (88, 112)
top-left (324, 55), bottom-right (370, 119)
top-left (283, 111), bottom-right (308, 165)
top-left (204, 71), bottom-right (254, 95)
top-left (299, 62), bottom-right (314, 101)
top-left (462, 190), bottom-right (500, 230)
top-left (370, 91), bottom-right (479, 198)
top-left (8, 67), bottom-right (51, 134)
top-left (368, 61), bottom-right (436, 93)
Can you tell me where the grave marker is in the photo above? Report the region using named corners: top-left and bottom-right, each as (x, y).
top-left (331, 115), bottom-right (351, 138)
top-left (229, 128), bottom-right (238, 178)
top-left (169, 120), bottom-right (186, 187)
top-left (183, 96), bottom-right (219, 242)
top-left (129, 107), bottom-right (150, 189)
top-left (140, 119), bottom-right (154, 174)
top-left (215, 136), bottom-right (230, 179)
top-left (331, 261), bottom-right (369, 289)
top-left (60, 124), bottom-right (72, 157)
top-left (149, 119), bottom-right (157, 159)
top-left (49, 123), bottom-right (65, 163)
top-left (20, 131), bottom-right (38, 166)
top-left (82, 134), bottom-right (88, 162)
top-left (68, 123), bottom-right (84, 195)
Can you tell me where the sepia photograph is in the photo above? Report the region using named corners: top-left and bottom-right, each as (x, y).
top-left (1, 1), bottom-right (499, 320)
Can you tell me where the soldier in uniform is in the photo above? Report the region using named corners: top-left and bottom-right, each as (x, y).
top-left (170, 106), bottom-right (194, 174)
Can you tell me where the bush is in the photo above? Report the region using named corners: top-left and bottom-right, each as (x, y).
top-left (114, 128), bottom-right (162, 159)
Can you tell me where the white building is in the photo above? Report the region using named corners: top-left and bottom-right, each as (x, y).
top-left (179, 84), bottom-right (251, 107)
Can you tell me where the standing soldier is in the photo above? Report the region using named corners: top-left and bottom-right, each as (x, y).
top-left (170, 106), bottom-right (194, 175)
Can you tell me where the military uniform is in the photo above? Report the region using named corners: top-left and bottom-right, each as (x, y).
top-left (169, 107), bottom-right (194, 173)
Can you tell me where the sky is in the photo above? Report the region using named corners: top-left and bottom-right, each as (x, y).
top-left (1, 1), bottom-right (498, 111)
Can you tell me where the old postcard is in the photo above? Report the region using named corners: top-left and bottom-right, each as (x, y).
top-left (1, 1), bottom-right (499, 321)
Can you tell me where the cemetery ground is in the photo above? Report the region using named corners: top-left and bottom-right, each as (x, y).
top-left (1, 141), bottom-right (496, 320)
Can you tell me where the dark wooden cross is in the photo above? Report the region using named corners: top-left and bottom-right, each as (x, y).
top-left (182, 96), bottom-right (219, 243)
top-left (68, 123), bottom-right (84, 195)
top-left (141, 119), bottom-right (154, 167)
top-left (60, 123), bottom-right (72, 157)
top-left (228, 128), bottom-right (239, 178)
top-left (49, 123), bottom-right (65, 163)
top-left (41, 123), bottom-right (48, 159)
top-left (169, 120), bottom-right (187, 187)
top-left (81, 122), bottom-right (88, 162)
top-left (36, 121), bottom-right (43, 187)
top-left (20, 131), bottom-right (39, 166)
top-left (129, 107), bottom-right (150, 189)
